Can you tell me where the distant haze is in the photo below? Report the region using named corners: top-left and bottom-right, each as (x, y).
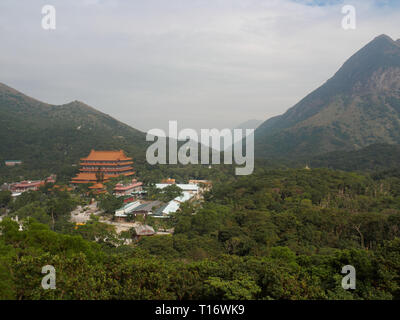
top-left (0, 0), bottom-right (399, 133)
top-left (234, 119), bottom-right (263, 130)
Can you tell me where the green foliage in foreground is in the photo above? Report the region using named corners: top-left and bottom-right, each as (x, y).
top-left (1, 168), bottom-right (400, 300)
top-left (0, 218), bottom-right (399, 300)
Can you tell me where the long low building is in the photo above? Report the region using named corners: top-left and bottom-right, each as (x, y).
top-left (9, 175), bottom-right (57, 195)
top-left (114, 200), bottom-right (164, 221)
top-left (130, 201), bottom-right (163, 215)
top-left (174, 192), bottom-right (194, 203)
top-left (114, 179), bottom-right (143, 197)
top-left (11, 180), bottom-right (44, 193)
top-left (155, 183), bottom-right (199, 194)
top-left (153, 192), bottom-right (194, 217)
top-left (115, 201), bottom-right (142, 218)
top-left (5, 160), bottom-right (22, 167)
top-left (158, 201), bottom-right (180, 216)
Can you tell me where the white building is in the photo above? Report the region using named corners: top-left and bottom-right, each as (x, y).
top-left (155, 183), bottom-right (199, 195)
top-left (114, 201), bottom-right (142, 218)
top-left (153, 192), bottom-right (194, 217)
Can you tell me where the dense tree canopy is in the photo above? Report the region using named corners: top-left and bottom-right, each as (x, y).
top-left (1, 167), bottom-right (400, 300)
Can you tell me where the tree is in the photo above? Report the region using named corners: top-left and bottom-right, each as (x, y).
top-left (0, 190), bottom-right (12, 208)
top-left (148, 184), bottom-right (183, 202)
top-left (204, 276), bottom-right (261, 300)
top-left (98, 194), bottom-right (123, 214)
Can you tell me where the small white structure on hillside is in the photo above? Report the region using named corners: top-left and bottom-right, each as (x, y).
top-left (115, 201), bottom-right (142, 218)
top-left (134, 224), bottom-right (155, 237)
top-left (153, 192), bottom-right (194, 217)
top-left (155, 183), bottom-right (199, 195)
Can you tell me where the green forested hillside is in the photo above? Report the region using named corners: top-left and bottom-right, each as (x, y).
top-left (308, 143), bottom-right (400, 172)
top-left (1, 168), bottom-right (400, 300)
top-left (0, 82), bottom-right (148, 181)
top-left (0, 82), bottom-right (226, 184)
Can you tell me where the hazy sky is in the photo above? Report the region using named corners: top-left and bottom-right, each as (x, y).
top-left (0, 0), bottom-right (399, 133)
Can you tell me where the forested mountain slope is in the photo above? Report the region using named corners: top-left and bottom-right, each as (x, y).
top-left (0, 82), bottom-right (148, 172)
top-left (255, 34), bottom-right (400, 158)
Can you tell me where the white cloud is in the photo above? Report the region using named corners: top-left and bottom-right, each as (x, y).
top-left (0, 0), bottom-right (399, 132)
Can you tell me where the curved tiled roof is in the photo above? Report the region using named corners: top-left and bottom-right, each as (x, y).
top-left (89, 183), bottom-right (105, 189)
top-left (71, 173), bottom-right (98, 181)
top-left (81, 149), bottom-right (132, 161)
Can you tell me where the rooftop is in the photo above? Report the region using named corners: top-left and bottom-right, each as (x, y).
top-left (81, 149), bottom-right (132, 161)
top-left (115, 200), bottom-right (142, 217)
top-left (153, 192), bottom-right (193, 216)
top-left (13, 180), bottom-right (44, 188)
top-left (114, 180), bottom-right (143, 191)
top-left (71, 172), bottom-right (106, 181)
top-left (154, 201), bottom-right (180, 216)
top-left (174, 192), bottom-right (194, 203)
top-left (89, 183), bottom-right (105, 189)
top-left (133, 200), bottom-right (163, 213)
top-left (134, 224), bottom-right (155, 236)
top-left (156, 183), bottom-right (199, 191)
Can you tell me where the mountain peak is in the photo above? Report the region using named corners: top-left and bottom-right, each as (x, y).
top-left (367, 34), bottom-right (400, 50)
top-left (373, 34), bottom-right (394, 42)
top-left (324, 34), bottom-right (400, 94)
top-left (255, 34), bottom-right (400, 158)
top-left (65, 100), bottom-right (88, 107)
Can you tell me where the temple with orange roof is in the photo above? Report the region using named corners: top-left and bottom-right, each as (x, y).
top-left (71, 150), bottom-right (135, 184)
top-left (161, 178), bottom-right (176, 184)
top-left (88, 183), bottom-right (107, 194)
